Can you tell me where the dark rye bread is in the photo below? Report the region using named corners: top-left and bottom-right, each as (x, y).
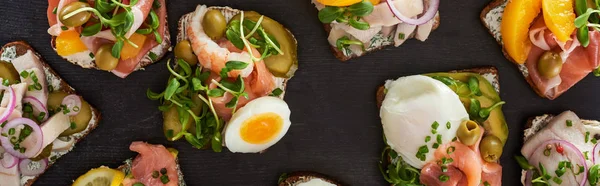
top-left (278, 171), bottom-right (343, 186)
top-left (49, 4), bottom-right (171, 74)
top-left (480, 0), bottom-right (557, 99)
top-left (324, 15), bottom-right (441, 61)
top-left (0, 41), bottom-right (101, 186)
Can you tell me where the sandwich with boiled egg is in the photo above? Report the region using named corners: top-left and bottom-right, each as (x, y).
top-left (278, 171), bottom-right (343, 186)
top-left (72, 142), bottom-right (186, 186)
top-left (481, 0), bottom-right (600, 99)
top-left (0, 41), bottom-right (100, 186)
top-left (146, 5), bottom-right (298, 153)
top-left (312, 0), bottom-right (440, 61)
top-left (46, 0), bottom-right (171, 78)
top-left (515, 111), bottom-right (600, 185)
top-left (376, 67), bottom-right (508, 185)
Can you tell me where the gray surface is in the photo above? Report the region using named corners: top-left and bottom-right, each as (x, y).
top-left (1, 0), bottom-right (599, 185)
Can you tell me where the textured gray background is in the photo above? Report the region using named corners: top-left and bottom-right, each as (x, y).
top-left (1, 0), bottom-right (598, 185)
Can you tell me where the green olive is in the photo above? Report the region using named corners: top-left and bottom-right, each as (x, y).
top-left (95, 44), bottom-right (119, 71)
top-left (30, 144), bottom-right (52, 161)
top-left (61, 98), bottom-right (92, 136)
top-left (0, 61), bottom-right (20, 84)
top-left (231, 11), bottom-right (298, 78)
top-left (479, 135), bottom-right (504, 162)
top-left (174, 40), bottom-right (198, 66)
top-left (456, 120), bottom-right (482, 146)
top-left (537, 51), bottom-right (563, 78)
top-left (58, 2), bottom-right (92, 27)
top-left (202, 9), bottom-right (227, 40)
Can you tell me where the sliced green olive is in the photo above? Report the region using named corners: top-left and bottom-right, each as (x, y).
top-left (537, 51), bottom-right (563, 78)
top-left (479, 135), bottom-right (503, 162)
top-left (0, 61), bottom-right (20, 84)
top-left (456, 120), bottom-right (481, 146)
top-left (202, 9), bottom-right (227, 40)
top-left (95, 44), bottom-right (119, 71)
top-left (61, 98), bottom-right (92, 136)
top-left (30, 144), bottom-right (53, 161)
top-left (232, 11), bottom-right (298, 78)
top-left (174, 40), bottom-right (198, 66)
top-left (59, 2), bottom-right (92, 27)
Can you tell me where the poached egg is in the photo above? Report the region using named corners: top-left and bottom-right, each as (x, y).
top-left (380, 75), bottom-right (469, 168)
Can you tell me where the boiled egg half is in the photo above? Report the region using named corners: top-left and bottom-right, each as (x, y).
top-left (380, 75), bottom-right (469, 169)
top-left (224, 96), bottom-right (291, 153)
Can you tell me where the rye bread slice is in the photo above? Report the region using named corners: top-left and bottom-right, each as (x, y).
top-left (49, 3), bottom-right (172, 76)
top-left (480, 0), bottom-right (562, 100)
top-left (278, 171), bottom-right (343, 186)
top-left (0, 41), bottom-right (101, 186)
top-left (320, 10), bottom-right (441, 61)
top-left (376, 67), bottom-right (501, 185)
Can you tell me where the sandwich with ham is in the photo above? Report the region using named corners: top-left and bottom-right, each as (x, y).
top-left (516, 111), bottom-right (600, 185)
top-left (72, 142), bottom-right (186, 186)
top-left (0, 41), bottom-right (100, 186)
top-left (376, 67), bottom-right (507, 185)
top-left (312, 0), bottom-right (440, 61)
top-left (47, 0), bottom-right (171, 78)
top-left (481, 0), bottom-right (600, 99)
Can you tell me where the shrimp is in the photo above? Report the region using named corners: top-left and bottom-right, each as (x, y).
top-left (435, 142), bottom-right (483, 186)
top-left (186, 5), bottom-right (254, 78)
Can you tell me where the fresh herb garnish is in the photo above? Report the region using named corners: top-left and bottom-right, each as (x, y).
top-left (318, 0), bottom-right (373, 30)
top-left (379, 144), bottom-right (423, 185)
top-left (225, 12), bottom-right (283, 61)
top-left (336, 36), bottom-right (365, 52)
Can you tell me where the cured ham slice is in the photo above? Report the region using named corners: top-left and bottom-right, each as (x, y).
top-left (525, 17), bottom-right (600, 99)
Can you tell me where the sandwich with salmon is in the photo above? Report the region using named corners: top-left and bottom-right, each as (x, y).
top-left (147, 5), bottom-right (298, 153)
top-left (0, 41), bottom-right (100, 186)
top-left (515, 111), bottom-right (600, 185)
top-left (72, 142), bottom-right (186, 186)
top-left (278, 171), bottom-right (343, 186)
top-left (376, 67), bottom-right (508, 185)
top-left (312, 0), bottom-right (440, 61)
top-left (46, 0), bottom-right (171, 78)
top-left (481, 0), bottom-right (600, 99)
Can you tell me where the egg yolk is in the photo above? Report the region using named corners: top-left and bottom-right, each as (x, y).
top-left (240, 112), bottom-right (283, 144)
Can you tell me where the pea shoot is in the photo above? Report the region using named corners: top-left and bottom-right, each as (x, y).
top-left (318, 0), bottom-right (374, 30)
top-left (225, 12), bottom-right (283, 62)
top-left (336, 36), bottom-right (365, 52)
top-left (379, 145), bottom-right (423, 185)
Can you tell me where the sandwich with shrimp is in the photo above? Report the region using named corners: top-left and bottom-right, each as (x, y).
top-left (147, 5), bottom-right (298, 153)
top-left (0, 41), bottom-right (99, 186)
top-left (72, 142), bottom-right (185, 186)
top-left (515, 111), bottom-right (600, 185)
top-left (376, 67), bottom-right (507, 185)
top-left (312, 0), bottom-right (440, 61)
top-left (481, 0), bottom-right (600, 99)
top-left (46, 0), bottom-right (171, 78)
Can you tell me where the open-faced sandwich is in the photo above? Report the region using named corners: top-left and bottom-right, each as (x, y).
top-left (147, 5), bottom-right (297, 153)
top-left (312, 0), bottom-right (440, 61)
top-left (0, 41), bottom-right (99, 186)
top-left (376, 67), bottom-right (508, 185)
top-left (481, 0), bottom-right (600, 99)
top-left (278, 171), bottom-right (343, 186)
top-left (515, 111), bottom-right (600, 185)
top-left (46, 0), bottom-right (171, 78)
top-left (72, 142), bottom-right (185, 186)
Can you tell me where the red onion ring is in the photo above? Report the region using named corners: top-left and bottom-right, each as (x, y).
top-left (0, 118), bottom-right (44, 159)
top-left (61, 94), bottom-right (81, 116)
top-left (528, 140), bottom-right (587, 186)
top-left (0, 86), bottom-right (16, 124)
top-left (386, 0), bottom-right (439, 25)
top-left (19, 158), bottom-right (48, 176)
top-left (1, 152), bottom-right (18, 169)
top-left (23, 96), bottom-right (49, 122)
top-left (525, 170), bottom-right (533, 186)
top-left (594, 143), bottom-right (600, 164)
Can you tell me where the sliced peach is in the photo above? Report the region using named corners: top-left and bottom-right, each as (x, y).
top-left (316, 0), bottom-right (362, 6)
top-left (56, 30), bottom-right (88, 56)
top-left (120, 33), bottom-right (147, 60)
top-left (501, 0), bottom-right (543, 64)
top-left (542, 0), bottom-right (576, 42)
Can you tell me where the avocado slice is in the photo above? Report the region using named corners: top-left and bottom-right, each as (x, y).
top-left (425, 72), bottom-right (508, 146)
